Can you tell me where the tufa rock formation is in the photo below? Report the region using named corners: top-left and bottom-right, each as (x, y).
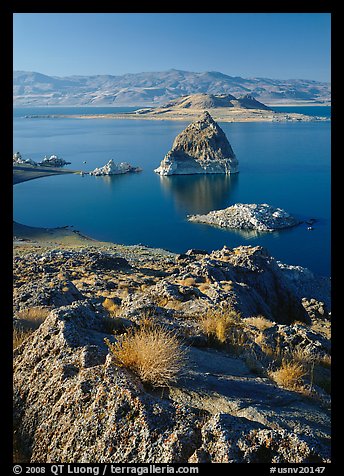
top-left (188, 203), bottom-right (300, 232)
top-left (154, 111), bottom-right (239, 175)
top-left (90, 159), bottom-right (141, 176)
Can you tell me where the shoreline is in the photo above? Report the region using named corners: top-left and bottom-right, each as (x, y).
top-left (13, 165), bottom-right (80, 185)
top-left (13, 165), bottom-right (98, 246)
top-left (14, 101), bottom-right (331, 108)
top-left (13, 166), bottom-right (174, 254)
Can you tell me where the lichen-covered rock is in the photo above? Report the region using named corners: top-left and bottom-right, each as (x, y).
top-left (188, 413), bottom-right (328, 463)
top-left (261, 323), bottom-right (331, 359)
top-left (13, 301), bottom-right (203, 463)
top-left (154, 111), bottom-right (239, 175)
top-left (13, 276), bottom-right (84, 312)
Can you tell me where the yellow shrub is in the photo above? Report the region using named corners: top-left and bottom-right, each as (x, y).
top-left (13, 328), bottom-right (32, 349)
top-left (178, 277), bottom-right (197, 287)
top-left (269, 360), bottom-right (306, 390)
top-left (16, 307), bottom-right (50, 328)
top-left (244, 316), bottom-right (274, 331)
top-left (199, 306), bottom-right (243, 345)
top-left (102, 298), bottom-right (120, 316)
top-left (105, 324), bottom-right (186, 387)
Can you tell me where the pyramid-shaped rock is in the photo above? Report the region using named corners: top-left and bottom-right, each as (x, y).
top-left (154, 111), bottom-right (239, 175)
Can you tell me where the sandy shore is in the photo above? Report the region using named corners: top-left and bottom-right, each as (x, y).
top-left (13, 221), bottom-right (100, 246)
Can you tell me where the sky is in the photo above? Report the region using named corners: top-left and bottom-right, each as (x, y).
top-left (13, 13), bottom-right (331, 82)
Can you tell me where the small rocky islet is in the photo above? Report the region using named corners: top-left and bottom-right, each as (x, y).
top-left (89, 159), bottom-right (142, 176)
top-left (188, 203), bottom-right (301, 232)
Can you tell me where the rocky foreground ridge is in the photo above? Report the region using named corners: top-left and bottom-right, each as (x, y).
top-left (155, 111), bottom-right (239, 175)
top-left (13, 241), bottom-right (331, 463)
top-left (188, 203), bottom-right (300, 232)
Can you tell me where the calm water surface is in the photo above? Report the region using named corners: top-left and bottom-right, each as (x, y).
top-left (13, 107), bottom-right (331, 276)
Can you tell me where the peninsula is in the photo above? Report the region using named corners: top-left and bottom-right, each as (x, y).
top-left (20, 93), bottom-right (330, 124)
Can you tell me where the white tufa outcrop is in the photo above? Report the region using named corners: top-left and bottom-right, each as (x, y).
top-left (90, 159), bottom-right (141, 176)
top-left (188, 203), bottom-right (300, 232)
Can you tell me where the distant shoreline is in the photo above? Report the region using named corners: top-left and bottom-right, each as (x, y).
top-left (19, 107), bottom-right (331, 124)
top-left (14, 102), bottom-right (330, 108)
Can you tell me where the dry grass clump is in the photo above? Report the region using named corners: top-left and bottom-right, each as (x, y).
top-left (269, 360), bottom-right (307, 390)
top-left (197, 283), bottom-right (211, 294)
top-left (14, 306), bottom-right (51, 350)
top-left (15, 306), bottom-right (50, 333)
top-left (244, 315), bottom-right (275, 331)
top-left (105, 323), bottom-right (187, 387)
top-left (311, 319), bottom-right (331, 340)
top-left (102, 297), bottom-right (120, 316)
top-left (290, 349), bottom-right (331, 394)
top-left (178, 277), bottom-right (197, 287)
top-left (16, 306), bottom-right (50, 326)
top-left (199, 306), bottom-right (246, 350)
top-left (255, 332), bottom-right (284, 362)
top-left (13, 328), bottom-right (32, 349)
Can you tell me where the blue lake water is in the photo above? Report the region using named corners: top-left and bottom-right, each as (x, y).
top-left (13, 107), bottom-right (331, 277)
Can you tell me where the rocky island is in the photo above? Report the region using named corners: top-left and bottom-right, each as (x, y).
top-left (89, 159), bottom-right (141, 176)
top-left (154, 111), bottom-right (239, 175)
top-left (188, 203), bottom-right (300, 232)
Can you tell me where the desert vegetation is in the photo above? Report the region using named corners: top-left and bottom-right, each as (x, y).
top-left (105, 322), bottom-right (187, 387)
top-left (13, 306), bottom-right (50, 349)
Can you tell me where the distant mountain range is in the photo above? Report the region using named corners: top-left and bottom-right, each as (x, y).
top-left (13, 69), bottom-right (331, 106)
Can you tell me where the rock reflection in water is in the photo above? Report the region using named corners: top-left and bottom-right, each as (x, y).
top-left (158, 173), bottom-right (239, 214)
top-left (199, 224), bottom-right (283, 240)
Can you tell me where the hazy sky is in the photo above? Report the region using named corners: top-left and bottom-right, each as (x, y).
top-left (13, 13), bottom-right (331, 82)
